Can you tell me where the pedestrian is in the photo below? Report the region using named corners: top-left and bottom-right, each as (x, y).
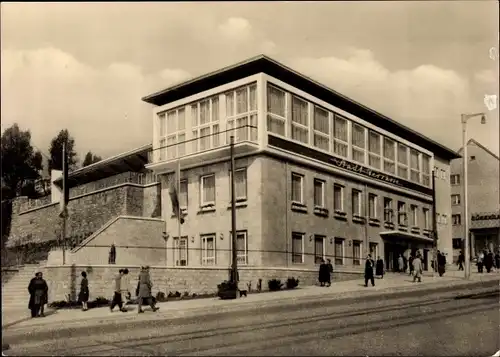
top-left (397, 254), bottom-right (404, 273)
top-left (495, 250), bottom-right (500, 270)
top-left (137, 266), bottom-right (159, 313)
top-left (364, 254), bottom-right (375, 287)
top-left (108, 243), bottom-right (116, 265)
top-left (27, 272), bottom-right (48, 318)
top-left (408, 254), bottom-right (414, 276)
top-left (437, 251), bottom-right (446, 277)
top-left (318, 259), bottom-right (327, 287)
top-left (110, 269), bottom-right (127, 312)
top-left (121, 268), bottom-right (131, 309)
top-left (457, 251), bottom-right (465, 271)
top-left (477, 251), bottom-right (485, 273)
top-left (376, 256), bottom-right (384, 279)
top-left (325, 259), bottom-right (333, 287)
top-left (412, 253), bottom-right (423, 283)
top-left (485, 250), bottom-right (494, 273)
top-left (78, 271), bottom-right (89, 311)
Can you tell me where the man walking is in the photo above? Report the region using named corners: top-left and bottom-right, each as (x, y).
top-left (137, 266), bottom-right (159, 313)
top-left (412, 253), bottom-right (423, 283)
top-left (364, 254), bottom-right (375, 287)
top-left (457, 251), bottom-right (465, 271)
top-left (110, 269), bottom-right (127, 312)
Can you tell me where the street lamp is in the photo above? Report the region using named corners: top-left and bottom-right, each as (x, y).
top-left (461, 112), bottom-right (486, 279)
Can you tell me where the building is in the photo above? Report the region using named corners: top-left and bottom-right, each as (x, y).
top-left (450, 139), bottom-right (500, 262)
top-left (143, 54), bottom-right (460, 273)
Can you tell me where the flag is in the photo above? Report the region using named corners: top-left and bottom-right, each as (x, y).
top-left (59, 142), bottom-right (69, 218)
top-left (169, 160), bottom-right (185, 224)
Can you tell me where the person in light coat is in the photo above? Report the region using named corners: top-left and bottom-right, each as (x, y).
top-left (412, 253), bottom-right (423, 283)
top-left (398, 254), bottom-right (404, 273)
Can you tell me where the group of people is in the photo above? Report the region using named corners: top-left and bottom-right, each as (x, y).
top-left (318, 255), bottom-right (386, 288)
top-left (474, 250), bottom-right (500, 273)
top-left (27, 266), bottom-right (160, 318)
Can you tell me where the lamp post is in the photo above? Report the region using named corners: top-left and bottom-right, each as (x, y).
top-left (461, 112), bottom-right (486, 280)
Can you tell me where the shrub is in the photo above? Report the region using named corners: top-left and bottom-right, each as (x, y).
top-left (268, 279), bottom-right (283, 291)
top-left (286, 277), bottom-right (299, 289)
top-left (156, 291), bottom-right (167, 302)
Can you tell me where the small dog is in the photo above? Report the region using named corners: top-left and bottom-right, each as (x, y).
top-left (239, 289), bottom-right (247, 297)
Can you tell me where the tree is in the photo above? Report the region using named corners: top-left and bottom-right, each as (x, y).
top-left (48, 129), bottom-right (78, 172)
top-left (82, 151), bottom-right (102, 167)
top-left (1, 124), bottom-right (43, 199)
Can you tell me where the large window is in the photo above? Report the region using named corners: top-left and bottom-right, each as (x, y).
top-left (353, 240), bottom-right (362, 266)
top-left (334, 238), bottom-right (344, 265)
top-left (231, 231), bottom-right (248, 265)
top-left (351, 123), bottom-right (366, 164)
top-left (368, 131), bottom-right (381, 169)
top-left (384, 197), bottom-right (393, 222)
top-left (226, 84), bottom-right (258, 143)
top-left (192, 97), bottom-right (220, 153)
top-left (450, 174), bottom-right (460, 185)
top-left (422, 154), bottom-right (431, 186)
top-left (451, 194), bottom-right (460, 205)
top-left (174, 236), bottom-right (188, 266)
top-left (410, 205), bottom-right (418, 227)
top-left (291, 96), bottom-right (309, 144)
top-left (313, 106), bottom-right (330, 151)
top-left (267, 85), bottom-right (286, 136)
top-left (452, 214), bottom-right (461, 226)
top-left (230, 168), bottom-right (247, 202)
top-left (383, 137), bottom-right (396, 174)
top-left (314, 235), bottom-right (326, 264)
top-left (410, 149), bottom-right (420, 183)
top-left (159, 108), bottom-right (186, 160)
top-left (334, 184), bottom-right (344, 212)
top-left (201, 234), bottom-right (216, 266)
top-left (179, 180), bottom-right (188, 210)
top-left (369, 242), bottom-right (378, 260)
top-left (423, 208), bottom-right (430, 229)
top-left (314, 179), bottom-right (325, 208)
top-left (397, 201), bottom-right (407, 225)
top-left (200, 174), bottom-right (216, 206)
top-left (397, 143), bottom-right (409, 179)
top-left (333, 115), bottom-right (348, 157)
top-left (352, 189), bottom-right (362, 216)
top-left (291, 173), bottom-right (304, 204)
top-left (368, 193), bottom-right (377, 219)
top-left (292, 232), bottom-right (304, 264)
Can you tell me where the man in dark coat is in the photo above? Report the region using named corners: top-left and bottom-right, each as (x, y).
top-left (408, 255), bottom-right (414, 276)
top-left (457, 251), bottom-right (465, 271)
top-left (437, 251), bottom-right (446, 277)
top-left (137, 266), bottom-right (159, 313)
top-left (364, 254), bottom-right (375, 287)
top-left (495, 250), bottom-right (500, 270)
top-left (485, 250), bottom-right (494, 273)
top-left (28, 272), bottom-right (48, 318)
top-left (376, 256), bottom-right (384, 278)
top-left (318, 259), bottom-right (327, 286)
top-left (325, 259), bottom-right (333, 287)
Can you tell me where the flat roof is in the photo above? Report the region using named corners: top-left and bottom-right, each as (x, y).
top-left (142, 55), bottom-right (460, 160)
top-left (53, 144), bottom-right (152, 188)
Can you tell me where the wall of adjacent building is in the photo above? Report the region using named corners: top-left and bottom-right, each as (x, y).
top-left (433, 156), bottom-right (453, 259)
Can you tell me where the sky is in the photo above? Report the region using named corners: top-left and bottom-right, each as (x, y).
top-left (1, 2), bottom-right (499, 163)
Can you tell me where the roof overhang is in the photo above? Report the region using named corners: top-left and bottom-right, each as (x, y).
top-left (380, 230), bottom-right (434, 243)
top-left (142, 55), bottom-right (460, 161)
top-left (53, 144), bottom-right (152, 189)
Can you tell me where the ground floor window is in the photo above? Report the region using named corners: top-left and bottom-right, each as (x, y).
top-left (174, 236), bottom-right (189, 266)
top-left (292, 232), bottom-right (304, 264)
top-left (230, 230), bottom-right (248, 265)
top-left (369, 242), bottom-right (378, 259)
top-left (314, 235), bottom-right (326, 264)
top-left (334, 238), bottom-right (344, 265)
top-left (353, 240), bottom-right (362, 265)
top-left (201, 234), bottom-right (216, 266)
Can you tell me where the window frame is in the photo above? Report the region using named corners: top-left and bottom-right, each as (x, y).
top-left (291, 232), bottom-right (305, 264)
top-left (450, 174), bottom-right (460, 185)
top-left (290, 95), bottom-right (310, 144)
top-left (313, 106), bottom-right (330, 152)
top-left (422, 154), bottom-right (431, 187)
top-left (266, 84), bottom-right (287, 137)
top-left (368, 130), bottom-right (382, 169)
top-left (179, 179), bottom-right (188, 210)
top-left (229, 168), bottom-right (248, 202)
top-left (423, 208), bottom-right (430, 230)
top-left (200, 174), bottom-right (216, 207)
top-left (291, 173), bottom-right (304, 205)
top-left (369, 242), bottom-right (378, 260)
top-left (313, 178), bottom-right (326, 208)
top-left (409, 149), bottom-right (420, 183)
top-left (201, 234), bottom-right (216, 266)
top-left (173, 236), bottom-right (189, 267)
top-left (397, 201), bottom-right (407, 226)
top-left (397, 143), bottom-right (409, 179)
top-left (334, 238), bottom-right (345, 266)
top-left (333, 184), bottom-right (344, 212)
top-left (383, 137), bottom-right (396, 174)
top-left (333, 114), bottom-right (349, 158)
top-left (351, 123), bottom-right (366, 164)
top-left (226, 83), bottom-right (258, 144)
top-left (384, 197), bottom-right (393, 223)
top-left (451, 194), bottom-right (461, 206)
top-left (368, 193), bottom-right (378, 219)
top-left (410, 204), bottom-right (418, 227)
top-left (192, 97), bottom-right (220, 153)
top-left (452, 214), bottom-right (461, 226)
top-left (352, 240), bottom-right (362, 266)
top-left (351, 189), bottom-right (362, 216)
top-left (230, 230), bottom-right (248, 265)
top-left (314, 235), bottom-right (326, 264)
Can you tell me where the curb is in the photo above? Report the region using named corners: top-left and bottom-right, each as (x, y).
top-left (2, 309), bottom-right (57, 330)
top-left (4, 278), bottom-right (498, 345)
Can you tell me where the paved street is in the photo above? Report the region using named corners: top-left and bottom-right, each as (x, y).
top-left (5, 288), bottom-right (499, 356)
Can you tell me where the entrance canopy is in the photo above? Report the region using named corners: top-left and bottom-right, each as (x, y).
top-left (380, 230), bottom-right (434, 244)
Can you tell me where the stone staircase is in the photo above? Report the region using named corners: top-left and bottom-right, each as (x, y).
top-left (2, 262), bottom-right (47, 311)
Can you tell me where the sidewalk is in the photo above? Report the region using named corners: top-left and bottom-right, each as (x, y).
top-left (4, 269), bottom-right (498, 332)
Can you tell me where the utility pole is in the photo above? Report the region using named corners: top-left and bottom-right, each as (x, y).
top-left (230, 136), bottom-right (238, 288)
top-left (462, 114), bottom-right (470, 280)
top-left (431, 169), bottom-right (438, 277)
top-left (60, 142), bottom-right (68, 265)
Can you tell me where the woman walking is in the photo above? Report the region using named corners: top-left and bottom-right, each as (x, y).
top-left (78, 271), bottom-right (89, 311)
top-left (137, 266), bottom-right (159, 313)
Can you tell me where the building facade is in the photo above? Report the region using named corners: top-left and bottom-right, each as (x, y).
top-left (143, 55), bottom-right (459, 273)
top-left (450, 139), bottom-right (500, 262)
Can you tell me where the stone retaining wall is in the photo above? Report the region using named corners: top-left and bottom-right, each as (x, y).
top-left (40, 265), bottom-right (362, 302)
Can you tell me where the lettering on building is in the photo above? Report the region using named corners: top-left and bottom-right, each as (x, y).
top-left (471, 213), bottom-right (500, 221)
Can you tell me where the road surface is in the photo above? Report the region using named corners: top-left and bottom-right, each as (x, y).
top-left (4, 290), bottom-right (499, 356)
